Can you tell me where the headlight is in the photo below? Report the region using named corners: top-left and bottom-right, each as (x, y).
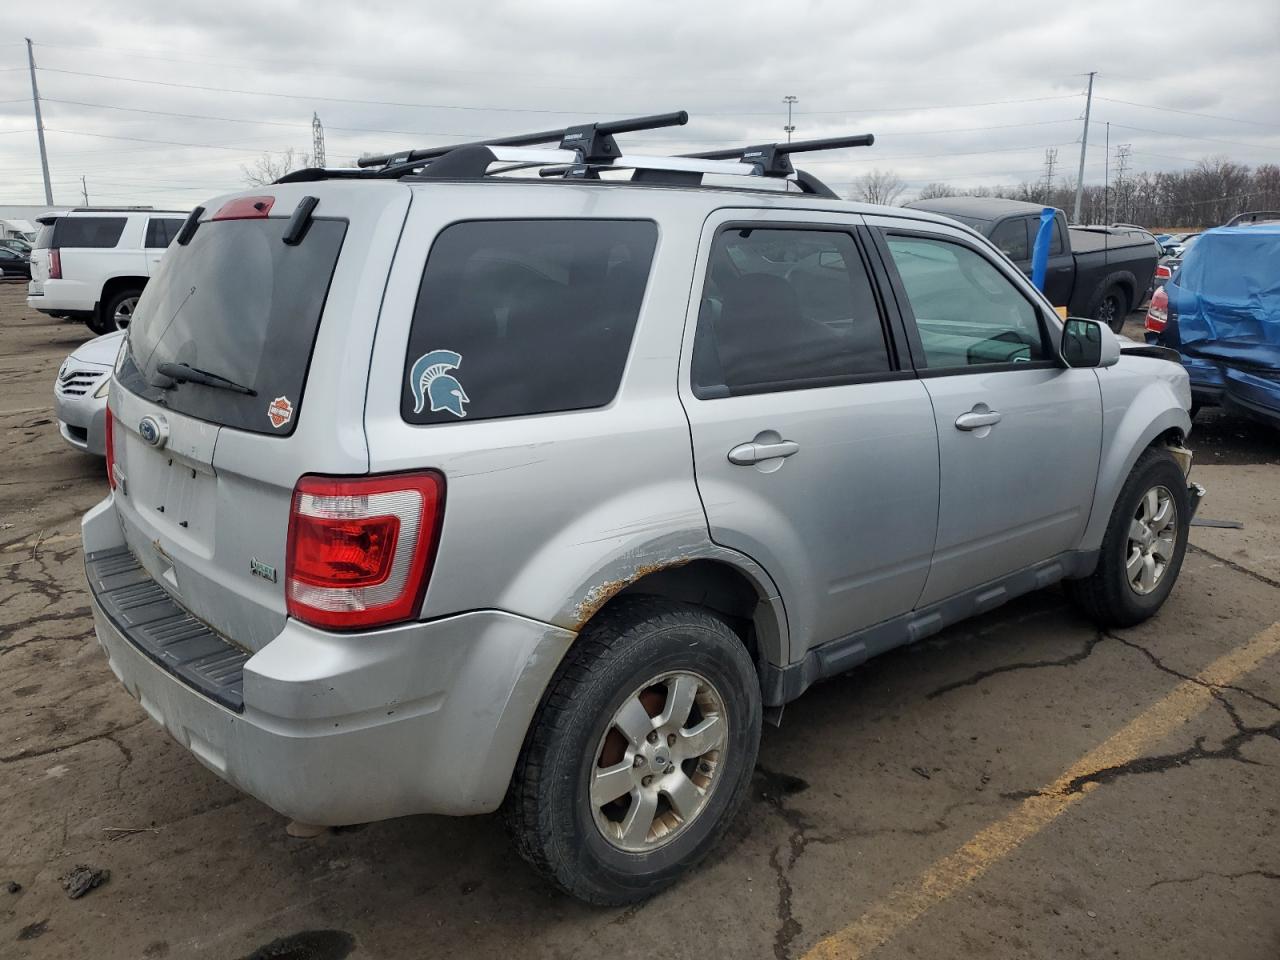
top-left (94, 376), bottom-right (111, 398)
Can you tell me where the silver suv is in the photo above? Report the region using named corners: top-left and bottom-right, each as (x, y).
top-left (82, 115), bottom-right (1201, 905)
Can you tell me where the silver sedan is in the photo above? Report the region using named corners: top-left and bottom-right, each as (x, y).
top-left (54, 330), bottom-right (122, 456)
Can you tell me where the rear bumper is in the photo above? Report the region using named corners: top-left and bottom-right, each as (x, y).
top-left (28, 279), bottom-right (97, 314)
top-left (82, 498), bottom-right (575, 824)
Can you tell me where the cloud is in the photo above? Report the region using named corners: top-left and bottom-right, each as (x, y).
top-left (0, 0), bottom-right (1277, 207)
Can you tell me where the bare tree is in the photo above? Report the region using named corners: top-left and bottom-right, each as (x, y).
top-left (916, 182), bottom-right (957, 200)
top-left (242, 147), bottom-right (307, 186)
top-left (852, 169), bottom-right (906, 206)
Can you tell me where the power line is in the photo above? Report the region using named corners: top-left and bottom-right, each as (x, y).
top-left (32, 66), bottom-right (1083, 119)
top-left (1103, 121), bottom-right (1279, 151)
top-left (36, 97), bottom-right (1085, 146)
top-left (44, 127), bottom-right (283, 152)
top-left (1095, 95), bottom-right (1280, 130)
top-left (33, 67), bottom-right (644, 114)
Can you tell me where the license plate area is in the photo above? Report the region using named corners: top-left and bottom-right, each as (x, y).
top-left (120, 440), bottom-right (218, 550)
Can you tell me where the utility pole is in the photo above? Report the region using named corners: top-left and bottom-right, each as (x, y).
top-left (783, 95), bottom-right (797, 143)
top-left (1072, 71), bottom-right (1095, 224)
top-left (312, 112), bottom-right (326, 168)
top-left (25, 38), bottom-right (53, 206)
top-left (1103, 121), bottom-right (1110, 224)
top-left (80, 176), bottom-right (88, 205)
top-left (1042, 147), bottom-right (1058, 203)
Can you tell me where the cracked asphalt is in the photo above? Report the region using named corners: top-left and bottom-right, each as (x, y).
top-left (3, 285), bottom-right (1278, 960)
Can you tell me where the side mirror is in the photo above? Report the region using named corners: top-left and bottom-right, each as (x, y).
top-left (1061, 317), bottom-right (1121, 368)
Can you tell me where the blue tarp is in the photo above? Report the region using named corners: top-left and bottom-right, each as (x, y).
top-left (1172, 225), bottom-right (1280, 353)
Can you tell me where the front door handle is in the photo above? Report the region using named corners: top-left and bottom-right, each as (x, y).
top-left (955, 409), bottom-right (1002, 431)
top-left (728, 439), bottom-right (800, 465)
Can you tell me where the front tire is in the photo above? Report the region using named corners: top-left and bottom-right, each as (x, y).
top-left (505, 598), bottom-right (761, 905)
top-left (1066, 447), bottom-right (1190, 626)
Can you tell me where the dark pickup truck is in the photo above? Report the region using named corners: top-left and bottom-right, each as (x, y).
top-left (904, 197), bottom-right (1161, 331)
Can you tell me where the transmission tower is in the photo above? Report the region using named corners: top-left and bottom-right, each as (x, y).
top-left (312, 113), bottom-right (326, 168)
top-left (1114, 144), bottom-right (1132, 222)
top-left (1042, 148), bottom-right (1059, 203)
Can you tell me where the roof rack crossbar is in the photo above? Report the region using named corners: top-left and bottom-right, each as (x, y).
top-left (356, 111), bottom-right (688, 170)
top-left (685, 133), bottom-right (875, 176)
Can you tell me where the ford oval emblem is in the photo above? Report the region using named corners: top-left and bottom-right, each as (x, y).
top-left (138, 415), bottom-right (168, 449)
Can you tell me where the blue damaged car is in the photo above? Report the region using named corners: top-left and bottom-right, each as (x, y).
top-left (1146, 224), bottom-right (1280, 428)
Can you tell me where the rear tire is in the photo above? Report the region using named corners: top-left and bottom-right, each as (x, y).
top-left (1066, 447), bottom-right (1190, 626)
top-left (505, 597), bottom-right (761, 905)
top-left (1093, 284), bottom-right (1130, 333)
top-left (91, 287), bottom-right (142, 335)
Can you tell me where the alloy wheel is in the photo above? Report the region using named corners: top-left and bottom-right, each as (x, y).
top-left (113, 295), bottom-right (139, 331)
top-left (1126, 485), bottom-right (1177, 595)
top-left (590, 671), bottom-right (728, 853)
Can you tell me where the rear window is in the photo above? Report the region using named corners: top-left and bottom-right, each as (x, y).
top-left (51, 217), bottom-right (126, 248)
top-left (116, 216), bottom-right (347, 436)
top-left (145, 217), bottom-right (186, 248)
top-left (401, 219), bottom-right (657, 424)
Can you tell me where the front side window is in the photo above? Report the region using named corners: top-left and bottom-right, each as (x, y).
top-left (692, 227), bottom-right (891, 397)
top-left (401, 219), bottom-right (657, 424)
top-left (1049, 217), bottom-right (1065, 255)
top-left (886, 235), bottom-right (1046, 369)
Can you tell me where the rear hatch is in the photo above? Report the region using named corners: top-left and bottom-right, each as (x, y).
top-left (108, 182), bottom-right (411, 651)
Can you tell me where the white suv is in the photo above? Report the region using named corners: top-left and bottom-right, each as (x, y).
top-left (27, 208), bottom-right (188, 333)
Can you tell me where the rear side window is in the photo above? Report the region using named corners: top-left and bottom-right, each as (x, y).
top-left (989, 218), bottom-right (1030, 261)
top-left (34, 223), bottom-right (55, 249)
top-left (886, 235), bottom-right (1046, 369)
top-left (51, 217), bottom-right (126, 248)
top-left (692, 227), bottom-right (891, 397)
top-left (401, 219), bottom-right (657, 424)
top-left (116, 217), bottom-right (347, 436)
top-left (145, 218), bottom-right (186, 248)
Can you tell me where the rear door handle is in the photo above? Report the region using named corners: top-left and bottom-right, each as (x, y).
top-left (728, 439), bottom-right (800, 465)
top-left (955, 409), bottom-right (1002, 431)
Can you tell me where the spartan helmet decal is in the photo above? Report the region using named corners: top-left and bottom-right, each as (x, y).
top-left (409, 349), bottom-right (470, 418)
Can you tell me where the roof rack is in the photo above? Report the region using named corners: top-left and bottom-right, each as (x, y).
top-left (1224, 210), bottom-right (1280, 227)
top-left (276, 111), bottom-right (874, 198)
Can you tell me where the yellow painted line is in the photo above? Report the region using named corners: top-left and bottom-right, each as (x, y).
top-left (804, 621), bottom-right (1280, 960)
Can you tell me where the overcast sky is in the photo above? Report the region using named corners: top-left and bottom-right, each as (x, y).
top-left (1, 0), bottom-right (1278, 209)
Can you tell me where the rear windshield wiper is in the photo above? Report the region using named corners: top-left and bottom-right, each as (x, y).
top-left (155, 361), bottom-right (257, 396)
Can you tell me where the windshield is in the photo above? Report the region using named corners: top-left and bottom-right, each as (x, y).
top-left (116, 216), bottom-right (347, 436)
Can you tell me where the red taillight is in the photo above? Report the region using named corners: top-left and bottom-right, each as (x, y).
top-left (1155, 264), bottom-right (1172, 280)
top-left (285, 471), bottom-right (445, 630)
top-left (104, 407), bottom-right (116, 490)
top-left (49, 249), bottom-right (61, 279)
top-left (1145, 286), bottom-right (1169, 333)
top-left (212, 196), bottom-right (275, 221)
